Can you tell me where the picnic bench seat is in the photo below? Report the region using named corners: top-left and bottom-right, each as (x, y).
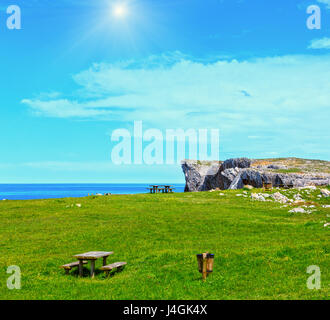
top-left (100, 262), bottom-right (127, 276)
top-left (60, 261), bottom-right (88, 274)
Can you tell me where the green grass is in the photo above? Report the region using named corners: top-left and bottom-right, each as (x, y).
top-left (274, 168), bottom-right (302, 174)
top-left (0, 189), bottom-right (329, 300)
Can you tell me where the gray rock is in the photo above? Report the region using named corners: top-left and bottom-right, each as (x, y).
top-left (181, 160), bottom-right (221, 192)
top-left (182, 158), bottom-right (330, 192)
top-left (271, 192), bottom-right (289, 204)
top-left (320, 189), bottom-right (330, 197)
top-left (251, 193), bottom-right (266, 201)
top-left (267, 164), bottom-right (287, 170)
top-left (293, 193), bottom-right (303, 201)
top-left (289, 207), bottom-right (307, 213)
top-left (220, 158), bottom-right (252, 171)
top-left (220, 168), bottom-right (240, 189)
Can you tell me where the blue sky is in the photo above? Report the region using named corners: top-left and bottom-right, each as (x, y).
top-left (1, 0), bottom-right (330, 183)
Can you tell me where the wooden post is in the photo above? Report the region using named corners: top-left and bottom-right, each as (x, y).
top-left (197, 252), bottom-right (214, 281)
top-left (90, 260), bottom-right (95, 278)
top-left (78, 259), bottom-right (83, 277)
top-left (103, 256), bottom-right (107, 266)
top-left (202, 253), bottom-right (207, 281)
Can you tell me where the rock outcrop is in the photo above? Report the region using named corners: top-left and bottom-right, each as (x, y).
top-left (181, 160), bottom-right (222, 192)
top-left (181, 157), bottom-right (330, 192)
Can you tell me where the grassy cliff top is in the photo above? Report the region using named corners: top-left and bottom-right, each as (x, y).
top-left (0, 188), bottom-right (329, 300)
top-left (252, 158), bottom-right (330, 174)
top-left (183, 158), bottom-right (330, 174)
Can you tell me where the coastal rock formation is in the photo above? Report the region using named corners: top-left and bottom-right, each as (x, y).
top-left (181, 157), bottom-right (330, 192)
top-left (220, 157), bottom-right (252, 171)
top-left (181, 160), bottom-right (221, 192)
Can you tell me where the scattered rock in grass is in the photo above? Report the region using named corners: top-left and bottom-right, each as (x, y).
top-left (320, 189), bottom-right (330, 197)
top-left (76, 204), bottom-right (82, 208)
top-left (289, 207), bottom-right (307, 213)
top-left (219, 193), bottom-right (225, 196)
top-left (271, 192), bottom-right (289, 204)
top-left (324, 223), bottom-right (330, 228)
top-left (298, 186), bottom-right (317, 191)
top-left (251, 193), bottom-right (266, 201)
top-left (261, 193), bottom-right (271, 198)
top-left (293, 193), bottom-right (303, 201)
top-left (236, 194), bottom-right (243, 197)
top-left (322, 205), bottom-right (330, 208)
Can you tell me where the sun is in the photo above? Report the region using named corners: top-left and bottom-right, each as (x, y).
top-left (113, 3), bottom-right (127, 18)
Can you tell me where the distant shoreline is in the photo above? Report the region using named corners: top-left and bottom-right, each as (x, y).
top-left (0, 183), bottom-right (186, 201)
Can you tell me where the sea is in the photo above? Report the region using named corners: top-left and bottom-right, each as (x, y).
top-left (0, 184), bottom-right (186, 200)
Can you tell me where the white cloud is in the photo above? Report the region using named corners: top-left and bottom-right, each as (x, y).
top-left (308, 37), bottom-right (330, 49)
top-left (317, 0), bottom-right (330, 9)
top-left (22, 53), bottom-right (330, 143)
top-left (21, 98), bottom-right (117, 118)
top-left (23, 161), bottom-right (110, 171)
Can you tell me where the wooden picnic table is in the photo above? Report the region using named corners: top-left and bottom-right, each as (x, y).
top-left (163, 185), bottom-right (175, 193)
top-left (147, 185), bottom-right (175, 193)
top-left (73, 251), bottom-right (113, 278)
top-left (148, 185), bottom-right (159, 193)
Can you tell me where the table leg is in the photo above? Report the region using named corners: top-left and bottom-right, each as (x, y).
top-left (78, 259), bottom-right (83, 277)
top-left (103, 257), bottom-right (107, 266)
top-left (90, 260), bottom-right (95, 278)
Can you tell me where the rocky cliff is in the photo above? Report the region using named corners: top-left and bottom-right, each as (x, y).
top-left (182, 158), bottom-right (330, 192)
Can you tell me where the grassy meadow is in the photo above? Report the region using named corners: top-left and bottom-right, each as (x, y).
top-left (0, 188), bottom-right (329, 300)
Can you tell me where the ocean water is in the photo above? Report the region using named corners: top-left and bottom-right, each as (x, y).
top-left (0, 184), bottom-right (186, 200)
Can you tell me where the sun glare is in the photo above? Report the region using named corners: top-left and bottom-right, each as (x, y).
top-left (113, 4), bottom-right (127, 18)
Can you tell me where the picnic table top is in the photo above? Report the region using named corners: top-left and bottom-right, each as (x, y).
top-left (149, 185), bottom-right (174, 187)
top-left (73, 251), bottom-right (114, 260)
